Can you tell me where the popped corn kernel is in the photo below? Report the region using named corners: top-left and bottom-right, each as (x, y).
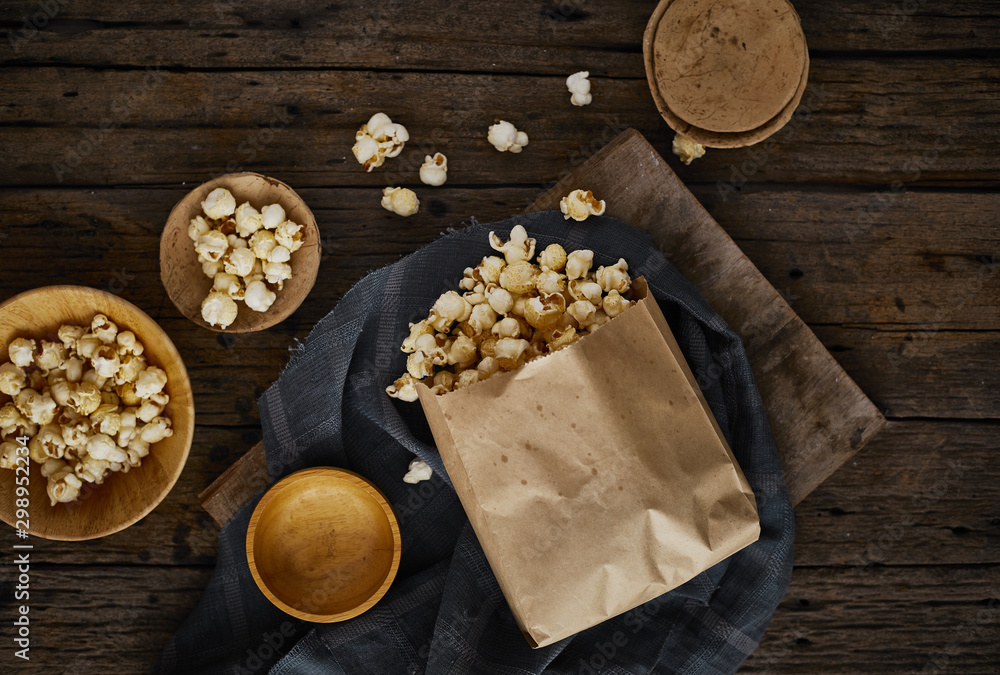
top-left (566, 71), bottom-right (593, 106)
top-left (489, 225), bottom-right (536, 265)
top-left (201, 290), bottom-right (239, 328)
top-left (565, 249), bottom-right (595, 280)
top-left (488, 120), bottom-right (529, 153)
top-left (202, 188), bottom-right (237, 220)
top-left (419, 153), bottom-right (448, 186)
top-left (559, 189), bottom-right (606, 221)
top-left (403, 458), bottom-right (433, 484)
top-left (672, 133), bottom-right (706, 165)
top-left (381, 187), bottom-right (420, 217)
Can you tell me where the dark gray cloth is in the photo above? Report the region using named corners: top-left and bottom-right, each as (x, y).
top-left (157, 212), bottom-right (794, 675)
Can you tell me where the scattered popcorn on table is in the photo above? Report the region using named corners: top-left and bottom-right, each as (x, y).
top-left (381, 187), bottom-right (420, 217)
top-left (488, 120), bottom-right (529, 153)
top-left (566, 71), bottom-right (593, 107)
top-left (189, 187), bottom-right (304, 328)
top-left (419, 153), bottom-right (448, 186)
top-left (559, 189), bottom-right (606, 222)
top-left (352, 113), bottom-right (409, 172)
top-left (403, 458), bottom-right (433, 484)
top-left (672, 133), bottom-right (706, 165)
top-left (0, 317), bottom-right (173, 505)
top-left (386, 225), bottom-right (635, 400)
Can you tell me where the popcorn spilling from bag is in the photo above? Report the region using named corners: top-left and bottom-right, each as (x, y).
top-left (191, 187), bottom-right (305, 328)
top-left (386, 223), bottom-right (634, 402)
top-left (0, 315), bottom-right (173, 506)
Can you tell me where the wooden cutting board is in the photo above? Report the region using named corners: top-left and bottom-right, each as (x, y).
top-left (200, 128), bottom-right (885, 526)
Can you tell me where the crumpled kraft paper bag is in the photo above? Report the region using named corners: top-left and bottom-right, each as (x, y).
top-left (416, 279), bottom-right (760, 648)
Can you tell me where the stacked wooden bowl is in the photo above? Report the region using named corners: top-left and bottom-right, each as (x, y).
top-left (643, 0), bottom-right (809, 148)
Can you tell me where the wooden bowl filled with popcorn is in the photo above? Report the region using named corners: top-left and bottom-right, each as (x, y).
top-left (160, 172), bottom-right (321, 332)
top-left (0, 286), bottom-right (195, 540)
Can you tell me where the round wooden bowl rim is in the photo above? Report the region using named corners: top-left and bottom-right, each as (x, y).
top-left (642, 0), bottom-right (810, 148)
top-left (0, 285), bottom-right (195, 540)
top-left (245, 467), bottom-right (402, 623)
top-left (159, 172), bottom-right (320, 333)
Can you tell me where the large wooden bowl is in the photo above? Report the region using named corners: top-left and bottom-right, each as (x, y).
top-left (160, 172), bottom-right (321, 332)
top-left (246, 467), bottom-right (401, 623)
top-left (0, 286), bottom-right (195, 540)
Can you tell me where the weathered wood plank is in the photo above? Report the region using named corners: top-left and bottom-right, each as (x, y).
top-left (2, 0), bottom-right (998, 73)
top-left (794, 420), bottom-right (1000, 567)
top-left (813, 326), bottom-right (1000, 420)
top-left (743, 565), bottom-right (1000, 673)
top-left (694, 189), bottom-right (1000, 331)
top-left (1, 59), bottom-right (998, 186)
top-left (198, 440), bottom-right (267, 527)
top-left (0, 563), bottom-right (995, 674)
top-left (0, 565), bottom-right (212, 674)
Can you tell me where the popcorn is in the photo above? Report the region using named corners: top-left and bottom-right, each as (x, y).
top-left (274, 220), bottom-right (304, 253)
top-left (245, 280), bottom-right (277, 313)
top-left (192, 191), bottom-right (304, 325)
top-left (419, 153), bottom-right (448, 186)
top-left (1, 314), bottom-right (172, 503)
top-left (261, 203), bottom-right (285, 230)
top-left (189, 215), bottom-right (212, 242)
top-left (201, 290), bottom-right (239, 329)
top-left (263, 261), bottom-right (293, 288)
top-left (234, 202), bottom-right (263, 238)
top-left (353, 113), bottom-right (409, 171)
top-left (202, 187), bottom-right (237, 220)
top-left (381, 187), bottom-right (420, 217)
top-left (224, 247), bottom-right (257, 278)
top-left (46, 467), bottom-right (82, 506)
top-left (538, 243), bottom-right (567, 272)
top-left (139, 416), bottom-right (173, 444)
top-left (196, 230), bottom-right (230, 262)
top-left (565, 249), bottom-right (594, 280)
top-left (8, 338), bottom-right (35, 368)
top-left (403, 458), bottom-right (433, 484)
top-left (490, 225), bottom-right (536, 264)
top-left (0, 363), bottom-right (26, 397)
top-left (559, 189), bottom-right (606, 221)
top-left (386, 226), bottom-right (636, 398)
top-left (672, 133), bottom-right (706, 165)
top-left (488, 120), bottom-right (529, 153)
top-left (595, 258), bottom-right (630, 294)
top-left (566, 71), bottom-right (593, 106)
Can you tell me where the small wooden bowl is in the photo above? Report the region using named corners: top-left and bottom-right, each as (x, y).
top-left (644, 0), bottom-right (809, 148)
top-left (0, 286), bottom-right (195, 540)
top-left (160, 172), bottom-right (321, 332)
top-left (246, 467), bottom-right (402, 622)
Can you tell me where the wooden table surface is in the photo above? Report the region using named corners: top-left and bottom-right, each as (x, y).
top-left (1, 1), bottom-right (998, 672)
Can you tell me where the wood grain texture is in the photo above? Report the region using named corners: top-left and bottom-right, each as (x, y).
top-left (527, 129), bottom-right (885, 505)
top-left (2, 0), bottom-right (999, 72)
top-left (1, 59), bottom-right (998, 187)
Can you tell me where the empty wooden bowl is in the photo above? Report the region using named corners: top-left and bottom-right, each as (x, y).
top-left (644, 0), bottom-right (809, 148)
top-left (246, 467), bottom-right (402, 622)
top-left (0, 285), bottom-right (195, 540)
top-left (160, 172), bottom-right (321, 332)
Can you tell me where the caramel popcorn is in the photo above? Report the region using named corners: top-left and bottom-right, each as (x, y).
top-left (0, 317), bottom-right (173, 505)
top-left (672, 133), bottom-right (706, 165)
top-left (559, 189), bottom-right (606, 222)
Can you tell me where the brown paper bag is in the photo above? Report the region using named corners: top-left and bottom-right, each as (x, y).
top-left (416, 278), bottom-right (760, 647)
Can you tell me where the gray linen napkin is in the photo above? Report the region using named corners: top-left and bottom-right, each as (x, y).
top-left (156, 212), bottom-right (794, 675)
